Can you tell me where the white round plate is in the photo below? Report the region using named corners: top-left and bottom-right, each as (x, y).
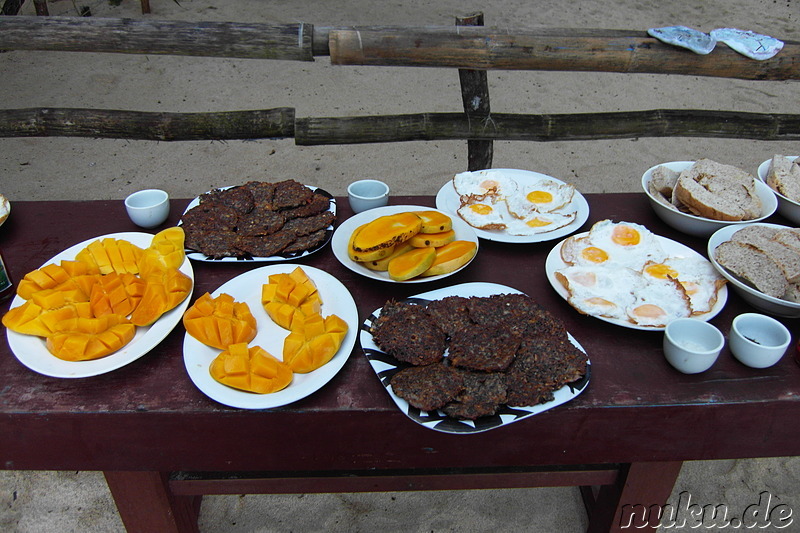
top-left (331, 205), bottom-right (479, 283)
top-left (183, 264), bottom-right (358, 409)
top-left (360, 282), bottom-right (590, 434)
top-left (708, 223), bottom-right (800, 318)
top-left (180, 185), bottom-right (336, 263)
top-left (546, 232), bottom-right (728, 331)
top-left (435, 169), bottom-right (590, 243)
top-left (6, 232), bottom-right (195, 378)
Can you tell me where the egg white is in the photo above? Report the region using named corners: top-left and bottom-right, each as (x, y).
top-left (456, 197), bottom-right (510, 230)
top-left (453, 170), bottom-right (518, 201)
top-left (641, 256), bottom-right (726, 315)
top-left (557, 265), bottom-right (642, 322)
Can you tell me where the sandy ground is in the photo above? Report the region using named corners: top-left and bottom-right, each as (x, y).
top-left (1, 1), bottom-right (799, 532)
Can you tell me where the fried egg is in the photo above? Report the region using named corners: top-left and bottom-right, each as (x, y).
top-left (504, 211), bottom-right (576, 236)
top-left (626, 276), bottom-right (692, 327)
top-left (453, 170), bottom-right (518, 201)
top-left (506, 179), bottom-right (575, 217)
top-left (556, 265), bottom-right (642, 322)
top-left (641, 256), bottom-right (726, 315)
top-left (456, 198), bottom-right (510, 230)
top-left (562, 220), bottom-right (666, 270)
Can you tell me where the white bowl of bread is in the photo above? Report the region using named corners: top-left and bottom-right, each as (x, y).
top-left (642, 159), bottom-right (777, 237)
top-left (757, 155), bottom-right (800, 224)
top-left (708, 223), bottom-right (800, 317)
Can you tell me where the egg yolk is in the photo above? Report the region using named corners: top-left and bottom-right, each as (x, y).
top-left (632, 304), bottom-right (666, 318)
top-left (470, 204), bottom-right (493, 215)
top-left (681, 281), bottom-right (700, 296)
top-left (586, 297), bottom-right (615, 307)
top-left (527, 190), bottom-right (553, 204)
top-left (644, 263), bottom-right (679, 280)
top-left (526, 217), bottom-right (552, 227)
top-left (479, 179), bottom-right (500, 192)
top-left (581, 246), bottom-right (609, 263)
top-left (612, 225), bottom-right (641, 246)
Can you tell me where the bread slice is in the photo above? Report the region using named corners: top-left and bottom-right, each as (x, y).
top-left (714, 240), bottom-right (788, 299)
top-left (773, 228), bottom-right (800, 254)
top-left (730, 225), bottom-right (800, 283)
top-left (673, 159), bottom-right (762, 221)
top-left (766, 155), bottom-right (800, 202)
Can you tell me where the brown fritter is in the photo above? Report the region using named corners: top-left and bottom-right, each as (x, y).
top-left (181, 201), bottom-right (241, 256)
top-left (282, 211), bottom-right (335, 237)
top-left (234, 231), bottom-right (296, 257)
top-left (273, 179), bottom-right (314, 209)
top-left (448, 324), bottom-right (521, 372)
top-left (237, 206), bottom-right (286, 237)
top-left (371, 304), bottom-right (446, 366)
top-left (283, 229), bottom-right (328, 254)
top-left (443, 370), bottom-right (507, 420)
top-left (201, 185), bottom-right (255, 214)
top-left (425, 296), bottom-right (474, 338)
top-left (243, 181), bottom-right (276, 208)
top-left (504, 335), bottom-right (587, 407)
top-left (390, 362), bottom-right (465, 412)
top-left (281, 193), bottom-right (331, 220)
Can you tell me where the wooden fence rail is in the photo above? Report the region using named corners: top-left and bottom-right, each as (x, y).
top-left (0, 15), bottom-right (798, 162)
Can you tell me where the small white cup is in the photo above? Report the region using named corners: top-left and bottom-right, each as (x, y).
top-left (125, 189), bottom-right (170, 228)
top-left (729, 313), bottom-right (791, 369)
top-left (347, 179), bottom-right (390, 213)
top-left (663, 318), bottom-right (724, 374)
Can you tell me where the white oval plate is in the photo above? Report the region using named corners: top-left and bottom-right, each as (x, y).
top-left (360, 282), bottom-right (590, 434)
top-left (546, 232), bottom-right (727, 331)
top-left (6, 232), bottom-right (195, 378)
top-left (180, 185), bottom-right (336, 263)
top-left (435, 169), bottom-right (590, 243)
top-left (331, 205), bottom-right (479, 283)
top-left (183, 264), bottom-right (358, 409)
top-left (708, 223), bottom-right (800, 318)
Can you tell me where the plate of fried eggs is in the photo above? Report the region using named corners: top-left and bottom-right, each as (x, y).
top-left (435, 169), bottom-right (589, 243)
top-left (546, 220), bottom-right (728, 330)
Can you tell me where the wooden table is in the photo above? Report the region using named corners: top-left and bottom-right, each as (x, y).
top-left (1, 194), bottom-right (799, 533)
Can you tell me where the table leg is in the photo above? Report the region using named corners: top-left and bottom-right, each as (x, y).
top-left (587, 461), bottom-right (683, 533)
top-left (104, 471), bottom-right (201, 533)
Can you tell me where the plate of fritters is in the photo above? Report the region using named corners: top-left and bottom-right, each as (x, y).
top-left (546, 219), bottom-right (727, 331)
top-left (361, 282), bottom-right (590, 434)
top-left (180, 180), bottom-right (336, 262)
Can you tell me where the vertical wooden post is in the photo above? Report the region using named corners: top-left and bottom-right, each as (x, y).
top-left (140, 0), bottom-right (151, 14)
top-left (456, 12), bottom-right (493, 171)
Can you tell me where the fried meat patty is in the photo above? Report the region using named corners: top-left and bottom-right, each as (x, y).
top-left (390, 363), bottom-right (465, 412)
top-left (443, 370), bottom-right (508, 420)
top-left (371, 304), bottom-right (446, 366)
top-left (448, 324), bottom-right (521, 372)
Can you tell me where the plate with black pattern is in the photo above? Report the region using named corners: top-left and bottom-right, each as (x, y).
top-left (359, 282), bottom-right (591, 434)
top-left (180, 184), bottom-right (336, 262)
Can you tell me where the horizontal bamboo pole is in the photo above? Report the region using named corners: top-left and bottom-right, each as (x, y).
top-left (0, 16), bottom-right (314, 60)
top-left (1, 107), bottom-right (794, 144)
top-left (329, 27), bottom-right (800, 80)
top-left (0, 108), bottom-right (296, 141)
top-left (295, 110), bottom-right (800, 144)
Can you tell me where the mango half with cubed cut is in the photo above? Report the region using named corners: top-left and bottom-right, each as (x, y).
top-left (282, 313), bottom-right (349, 374)
top-left (46, 314), bottom-right (136, 361)
top-left (183, 292), bottom-right (258, 350)
top-left (209, 343), bottom-right (293, 394)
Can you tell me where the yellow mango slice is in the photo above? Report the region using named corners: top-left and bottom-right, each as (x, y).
top-left (347, 224), bottom-right (395, 262)
top-left (387, 247), bottom-right (437, 281)
top-left (209, 343), bottom-right (293, 394)
top-left (408, 229), bottom-right (456, 248)
top-left (414, 210), bottom-right (453, 233)
top-left (362, 242), bottom-right (415, 272)
top-left (351, 212), bottom-right (422, 253)
top-left (183, 293), bottom-right (257, 350)
top-left (422, 240), bottom-right (478, 277)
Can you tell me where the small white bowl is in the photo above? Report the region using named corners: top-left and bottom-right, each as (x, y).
top-left (729, 313), bottom-right (791, 368)
top-left (125, 189), bottom-right (170, 229)
top-left (663, 318), bottom-right (724, 374)
top-left (708, 223), bottom-right (800, 318)
top-left (347, 179), bottom-right (390, 214)
top-left (642, 161), bottom-right (778, 237)
top-left (757, 156), bottom-right (800, 224)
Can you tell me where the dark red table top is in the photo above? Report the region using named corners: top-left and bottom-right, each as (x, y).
top-left (1, 194), bottom-right (799, 472)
